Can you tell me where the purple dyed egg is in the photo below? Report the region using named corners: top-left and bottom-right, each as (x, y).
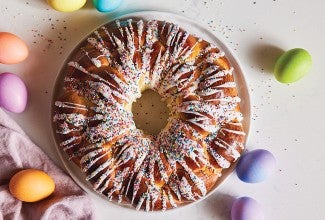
top-left (231, 197), bottom-right (264, 220)
top-left (0, 72), bottom-right (28, 113)
top-left (236, 149), bottom-right (276, 183)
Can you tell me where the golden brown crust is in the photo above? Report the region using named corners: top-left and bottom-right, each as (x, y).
top-left (52, 18), bottom-right (246, 211)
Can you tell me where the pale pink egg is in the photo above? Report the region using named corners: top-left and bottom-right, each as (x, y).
top-left (0, 32), bottom-right (29, 64)
top-left (0, 72), bottom-right (28, 113)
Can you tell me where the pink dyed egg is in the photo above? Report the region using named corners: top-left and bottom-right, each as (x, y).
top-left (0, 72), bottom-right (28, 113)
top-left (231, 197), bottom-right (264, 220)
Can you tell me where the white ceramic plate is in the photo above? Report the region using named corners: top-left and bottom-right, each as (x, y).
top-left (51, 10), bottom-right (251, 211)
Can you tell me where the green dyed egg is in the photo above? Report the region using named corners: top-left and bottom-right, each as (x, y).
top-left (274, 48), bottom-right (312, 83)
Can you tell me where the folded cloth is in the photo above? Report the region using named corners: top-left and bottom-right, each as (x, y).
top-left (0, 109), bottom-right (94, 220)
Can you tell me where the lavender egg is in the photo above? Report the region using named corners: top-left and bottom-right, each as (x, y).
top-left (0, 72), bottom-right (28, 113)
top-left (236, 149), bottom-right (276, 183)
top-left (231, 197), bottom-right (264, 220)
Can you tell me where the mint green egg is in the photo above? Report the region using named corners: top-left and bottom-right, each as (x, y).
top-left (274, 48), bottom-right (312, 83)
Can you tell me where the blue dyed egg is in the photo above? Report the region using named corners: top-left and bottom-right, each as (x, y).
top-left (93, 0), bottom-right (123, 12)
top-left (231, 197), bottom-right (264, 220)
top-left (236, 149), bottom-right (276, 183)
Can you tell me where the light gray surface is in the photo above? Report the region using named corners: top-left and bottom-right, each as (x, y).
top-left (1, 0), bottom-right (324, 219)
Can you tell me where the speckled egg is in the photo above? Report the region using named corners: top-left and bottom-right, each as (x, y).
top-left (236, 149), bottom-right (276, 183)
top-left (274, 48), bottom-right (312, 83)
top-left (0, 32), bottom-right (28, 64)
top-left (231, 197), bottom-right (264, 220)
top-left (47, 0), bottom-right (87, 12)
top-left (9, 169), bottom-right (55, 202)
top-left (0, 72), bottom-right (28, 113)
top-left (93, 0), bottom-right (123, 12)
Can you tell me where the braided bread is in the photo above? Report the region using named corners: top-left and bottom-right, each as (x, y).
top-left (52, 19), bottom-right (246, 211)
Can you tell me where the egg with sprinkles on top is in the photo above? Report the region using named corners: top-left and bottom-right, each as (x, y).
top-left (231, 197), bottom-right (265, 220)
top-left (9, 169), bottom-right (55, 202)
top-left (236, 149), bottom-right (276, 183)
top-left (0, 72), bottom-right (28, 113)
top-left (0, 32), bottom-right (29, 64)
top-left (47, 0), bottom-right (87, 12)
top-left (93, 0), bottom-right (123, 12)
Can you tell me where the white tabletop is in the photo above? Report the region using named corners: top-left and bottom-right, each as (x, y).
top-left (1, 0), bottom-right (324, 219)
